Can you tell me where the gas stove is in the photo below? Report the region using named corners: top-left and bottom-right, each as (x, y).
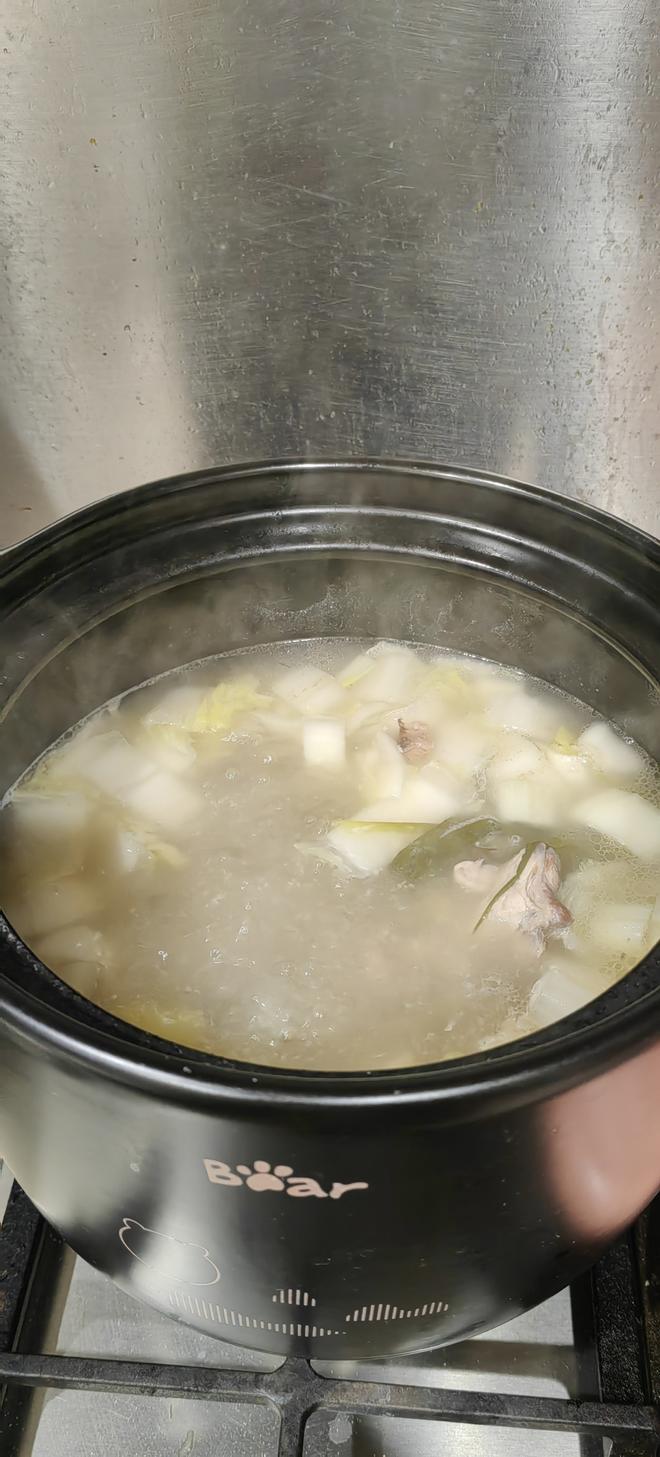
top-left (1, 1171), bottom-right (658, 1457)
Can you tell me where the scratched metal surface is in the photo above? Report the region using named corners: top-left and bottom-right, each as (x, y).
top-left (0, 0), bottom-right (658, 545)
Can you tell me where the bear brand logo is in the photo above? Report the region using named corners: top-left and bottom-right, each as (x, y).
top-left (203, 1158), bottom-right (368, 1200)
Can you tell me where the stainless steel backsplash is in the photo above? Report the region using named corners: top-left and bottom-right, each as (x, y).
top-left (1, 0), bottom-right (658, 543)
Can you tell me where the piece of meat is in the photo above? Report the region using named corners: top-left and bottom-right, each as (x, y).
top-left (454, 843), bottom-right (572, 954)
top-left (397, 718), bottom-right (434, 766)
top-left (454, 851), bottom-right (523, 897)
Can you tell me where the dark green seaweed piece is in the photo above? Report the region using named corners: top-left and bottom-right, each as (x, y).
top-left (392, 817), bottom-right (503, 881)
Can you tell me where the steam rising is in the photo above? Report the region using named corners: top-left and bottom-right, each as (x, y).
top-left (1, 467), bottom-right (659, 800)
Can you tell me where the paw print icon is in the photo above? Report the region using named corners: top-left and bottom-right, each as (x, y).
top-left (118, 1218), bottom-right (221, 1286)
top-left (236, 1161), bottom-right (293, 1191)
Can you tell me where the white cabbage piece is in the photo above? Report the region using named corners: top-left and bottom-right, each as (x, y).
top-left (103, 822), bottom-right (186, 875)
top-left (111, 828), bottom-right (144, 874)
top-left (75, 732), bottom-right (154, 795)
top-left (120, 770), bottom-right (201, 831)
top-left (337, 651), bottom-right (374, 689)
top-left (560, 860), bottom-right (619, 923)
top-left (355, 765), bottom-right (466, 826)
top-left (487, 733), bottom-right (545, 785)
top-left (59, 960), bottom-right (102, 998)
top-left (21, 877), bottom-right (100, 938)
top-left (345, 700), bottom-right (390, 739)
top-left (490, 775), bottom-right (560, 828)
top-left (356, 730), bottom-right (406, 800)
top-left (327, 820), bottom-right (424, 875)
top-left (544, 747), bottom-right (595, 787)
top-left (253, 707), bottom-right (303, 740)
top-left (37, 924), bottom-right (109, 967)
top-left (351, 645), bottom-right (422, 705)
top-left (589, 902), bottom-right (652, 954)
top-left (46, 723), bottom-right (119, 780)
top-left (528, 959), bottom-right (602, 1026)
top-left (486, 690), bottom-right (566, 741)
top-left (74, 731), bottom-right (201, 830)
top-left (187, 676), bottom-right (268, 734)
top-left (294, 841), bottom-right (352, 872)
top-left (572, 788), bottom-right (660, 859)
top-left (10, 790), bottom-right (89, 843)
top-left (577, 721), bottom-right (644, 780)
top-left (274, 665), bottom-right (346, 716)
top-left (434, 721), bottom-right (491, 783)
top-left (138, 730), bottom-right (197, 773)
top-left (302, 719), bottom-right (346, 770)
top-left (142, 684), bottom-right (205, 728)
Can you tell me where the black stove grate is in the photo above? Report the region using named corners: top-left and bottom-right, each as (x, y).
top-left (1, 1183), bottom-right (659, 1457)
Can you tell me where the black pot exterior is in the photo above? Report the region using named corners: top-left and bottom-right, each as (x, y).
top-left (1, 460), bottom-right (659, 1358)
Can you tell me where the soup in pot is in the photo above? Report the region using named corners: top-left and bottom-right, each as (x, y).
top-left (1, 640), bottom-right (659, 1069)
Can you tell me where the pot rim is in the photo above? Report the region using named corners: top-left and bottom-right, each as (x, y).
top-left (1, 455), bottom-right (659, 1116)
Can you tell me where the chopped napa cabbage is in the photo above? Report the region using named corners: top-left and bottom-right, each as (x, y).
top-left (355, 651), bottom-right (423, 706)
top-left (487, 734), bottom-right (545, 785)
top-left (294, 841), bottom-right (352, 872)
top-left (434, 721), bottom-right (490, 782)
top-left (486, 691), bottom-right (566, 742)
top-left (111, 828), bottom-right (143, 874)
top-left (345, 700), bottom-right (391, 739)
top-left (104, 821), bottom-right (187, 874)
top-left (560, 860), bottom-right (617, 923)
top-left (21, 877), bottom-right (100, 938)
top-left (327, 820), bottom-right (426, 874)
top-left (143, 677), bottom-right (267, 738)
top-left (146, 837), bottom-right (187, 868)
top-left (354, 766), bottom-right (466, 826)
top-left (572, 788), bottom-right (660, 859)
top-left (551, 726), bottom-right (579, 755)
top-left (188, 676), bottom-right (269, 735)
top-left (528, 961), bottom-right (601, 1027)
top-left (120, 770), bottom-right (201, 831)
top-left (590, 902), bottom-right (653, 954)
top-left (76, 732), bottom-right (155, 795)
top-left (491, 775), bottom-right (561, 829)
top-left (338, 652), bottom-right (374, 689)
top-left (10, 790), bottom-right (89, 842)
top-left (37, 923), bottom-right (110, 967)
top-left (274, 665), bottom-right (346, 717)
top-left (59, 960), bottom-right (102, 998)
top-left (577, 721), bottom-right (644, 781)
top-left (417, 664), bottom-right (476, 712)
top-left (545, 747), bottom-right (595, 787)
top-left (136, 725), bottom-right (198, 773)
top-left (64, 731), bottom-right (201, 830)
top-left (356, 730), bottom-right (406, 800)
top-left (142, 684), bottom-right (206, 728)
top-left (253, 707), bottom-right (302, 740)
top-left (302, 719), bottom-right (346, 770)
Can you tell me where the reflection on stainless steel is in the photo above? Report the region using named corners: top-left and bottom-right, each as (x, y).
top-left (306, 1412), bottom-right (589, 1457)
top-left (1, 0), bottom-right (658, 546)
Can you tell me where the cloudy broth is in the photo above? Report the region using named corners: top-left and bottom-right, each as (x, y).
top-left (1, 640), bottom-right (659, 1070)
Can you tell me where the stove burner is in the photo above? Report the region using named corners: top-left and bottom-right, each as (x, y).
top-left (1, 1183), bottom-right (659, 1456)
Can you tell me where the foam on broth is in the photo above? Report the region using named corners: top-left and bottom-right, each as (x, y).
top-left (1, 640), bottom-right (659, 1069)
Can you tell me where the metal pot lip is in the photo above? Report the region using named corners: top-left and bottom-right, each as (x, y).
top-left (1, 455), bottom-right (659, 1116)
top-left (3, 452), bottom-right (660, 564)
